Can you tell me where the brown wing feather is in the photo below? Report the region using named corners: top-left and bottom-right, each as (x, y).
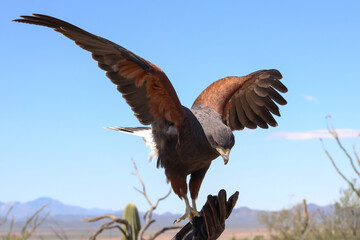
top-left (193, 69), bottom-right (287, 131)
top-left (14, 14), bottom-right (184, 129)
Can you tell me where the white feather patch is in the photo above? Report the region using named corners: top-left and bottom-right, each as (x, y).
top-left (105, 127), bottom-right (158, 162)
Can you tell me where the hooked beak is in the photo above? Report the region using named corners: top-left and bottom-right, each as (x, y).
top-left (216, 148), bottom-right (230, 165)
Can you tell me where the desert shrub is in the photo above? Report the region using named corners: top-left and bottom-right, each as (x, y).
top-left (0, 205), bottom-right (48, 240)
top-left (313, 182), bottom-right (360, 240)
top-left (258, 199), bottom-right (313, 240)
top-left (259, 183), bottom-right (360, 240)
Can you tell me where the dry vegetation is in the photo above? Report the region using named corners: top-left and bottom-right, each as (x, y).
top-left (254, 124), bottom-right (360, 240)
top-left (0, 205), bottom-right (49, 240)
top-left (257, 184), bottom-right (360, 240)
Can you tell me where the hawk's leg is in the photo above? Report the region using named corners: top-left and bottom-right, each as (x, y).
top-left (170, 176), bottom-right (199, 222)
top-left (174, 195), bottom-right (200, 223)
top-left (189, 166), bottom-right (210, 215)
top-left (192, 198), bottom-right (198, 213)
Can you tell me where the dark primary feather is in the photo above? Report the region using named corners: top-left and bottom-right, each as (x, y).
top-left (13, 14), bottom-right (184, 129)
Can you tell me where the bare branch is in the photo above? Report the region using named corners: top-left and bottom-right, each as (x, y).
top-left (321, 138), bottom-right (360, 198)
top-left (354, 144), bottom-right (360, 168)
top-left (85, 214), bottom-right (132, 240)
top-left (134, 187), bottom-right (145, 196)
top-left (143, 210), bottom-right (149, 220)
top-left (0, 205), bottom-right (13, 226)
top-left (20, 204), bottom-right (49, 240)
top-left (89, 221), bottom-right (129, 240)
top-left (328, 125), bottom-right (360, 178)
top-left (50, 223), bottom-right (69, 240)
top-left (86, 159), bottom-right (174, 240)
top-left (85, 214), bottom-right (126, 222)
top-left (155, 188), bottom-right (172, 206)
top-left (131, 159), bottom-right (173, 240)
top-left (6, 216), bottom-right (15, 239)
top-left (132, 159), bottom-right (153, 208)
top-left (148, 226), bottom-right (183, 240)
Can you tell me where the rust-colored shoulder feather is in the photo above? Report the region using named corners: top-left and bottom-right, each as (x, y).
top-left (14, 14), bottom-right (184, 130)
top-left (193, 69), bottom-right (287, 130)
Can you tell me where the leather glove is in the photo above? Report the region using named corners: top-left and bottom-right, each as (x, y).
top-left (173, 189), bottom-right (239, 240)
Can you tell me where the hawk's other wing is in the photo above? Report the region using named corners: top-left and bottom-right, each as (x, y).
top-left (193, 69), bottom-right (287, 130)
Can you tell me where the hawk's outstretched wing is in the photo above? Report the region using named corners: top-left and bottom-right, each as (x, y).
top-left (14, 14), bottom-right (184, 131)
top-left (193, 69), bottom-right (287, 130)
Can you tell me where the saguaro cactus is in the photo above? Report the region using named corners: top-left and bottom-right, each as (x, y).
top-left (122, 203), bottom-right (141, 240)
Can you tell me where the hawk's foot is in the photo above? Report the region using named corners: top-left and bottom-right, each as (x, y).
top-left (174, 207), bottom-right (200, 223)
top-left (174, 197), bottom-right (200, 223)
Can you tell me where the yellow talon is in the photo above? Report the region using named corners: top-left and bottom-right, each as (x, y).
top-left (174, 196), bottom-right (200, 223)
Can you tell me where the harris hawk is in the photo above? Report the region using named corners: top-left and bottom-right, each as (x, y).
top-left (14, 14), bottom-right (288, 222)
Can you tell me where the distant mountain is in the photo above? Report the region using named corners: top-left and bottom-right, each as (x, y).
top-left (307, 203), bottom-right (333, 213)
top-left (0, 197), bottom-right (332, 231)
top-left (0, 197), bottom-right (113, 219)
top-left (227, 207), bottom-right (265, 228)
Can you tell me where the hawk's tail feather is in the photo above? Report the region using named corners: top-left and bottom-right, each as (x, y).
top-left (105, 126), bottom-right (158, 162)
top-left (105, 126), bottom-right (150, 134)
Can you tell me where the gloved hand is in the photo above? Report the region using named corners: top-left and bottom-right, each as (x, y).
top-left (173, 189), bottom-right (239, 240)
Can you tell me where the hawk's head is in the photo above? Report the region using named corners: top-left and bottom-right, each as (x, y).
top-left (208, 125), bottom-right (235, 165)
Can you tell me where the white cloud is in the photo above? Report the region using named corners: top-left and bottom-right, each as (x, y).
top-left (303, 95), bottom-right (318, 102)
top-left (269, 129), bottom-right (360, 140)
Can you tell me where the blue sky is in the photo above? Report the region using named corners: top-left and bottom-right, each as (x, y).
top-left (1, 1), bottom-right (360, 214)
